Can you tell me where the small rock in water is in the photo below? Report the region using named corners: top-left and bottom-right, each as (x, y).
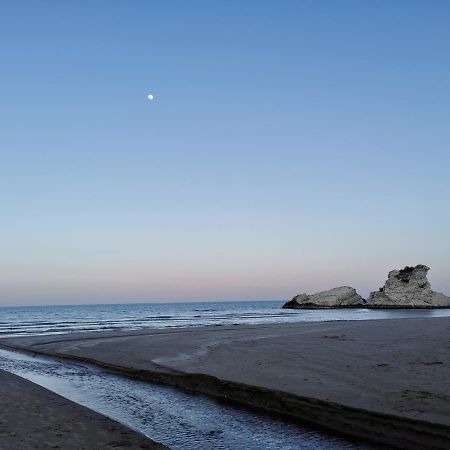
top-left (282, 286), bottom-right (365, 309)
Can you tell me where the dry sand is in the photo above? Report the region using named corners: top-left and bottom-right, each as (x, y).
top-left (0, 369), bottom-right (166, 450)
top-left (2, 317), bottom-right (450, 448)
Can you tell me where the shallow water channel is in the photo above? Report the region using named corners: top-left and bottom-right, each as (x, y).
top-left (0, 348), bottom-right (377, 449)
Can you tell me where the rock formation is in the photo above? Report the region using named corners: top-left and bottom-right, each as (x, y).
top-left (282, 286), bottom-right (365, 309)
top-left (367, 265), bottom-right (450, 308)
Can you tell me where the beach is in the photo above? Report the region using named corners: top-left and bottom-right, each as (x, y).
top-left (3, 0), bottom-right (449, 448)
top-left (2, 316), bottom-right (450, 448)
top-left (0, 369), bottom-right (166, 450)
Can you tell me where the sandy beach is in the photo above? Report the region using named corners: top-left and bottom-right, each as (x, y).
top-left (2, 316), bottom-right (450, 448)
top-left (0, 369), bottom-right (166, 449)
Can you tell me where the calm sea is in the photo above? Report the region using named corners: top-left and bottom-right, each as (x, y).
top-left (1, 301), bottom-right (450, 337)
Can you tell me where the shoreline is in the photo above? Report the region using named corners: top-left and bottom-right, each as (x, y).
top-left (2, 318), bottom-right (450, 449)
top-left (0, 368), bottom-right (167, 449)
top-left (2, 346), bottom-right (448, 450)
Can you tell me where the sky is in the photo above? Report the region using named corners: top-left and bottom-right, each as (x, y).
top-left (1, 1), bottom-right (449, 306)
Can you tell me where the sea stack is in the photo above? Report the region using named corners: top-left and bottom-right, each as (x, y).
top-left (282, 286), bottom-right (365, 309)
top-left (367, 264), bottom-right (450, 308)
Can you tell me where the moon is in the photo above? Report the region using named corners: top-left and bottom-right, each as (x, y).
top-left (147, 94), bottom-right (154, 101)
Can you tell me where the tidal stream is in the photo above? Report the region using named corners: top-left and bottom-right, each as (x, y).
top-left (0, 348), bottom-right (377, 449)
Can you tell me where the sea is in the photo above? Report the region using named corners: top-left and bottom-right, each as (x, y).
top-left (1, 300), bottom-right (450, 337)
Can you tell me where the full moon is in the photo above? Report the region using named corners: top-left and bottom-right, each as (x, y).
top-left (147, 94), bottom-right (154, 101)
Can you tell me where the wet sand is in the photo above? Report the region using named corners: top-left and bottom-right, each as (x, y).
top-left (0, 369), bottom-right (167, 450)
top-left (2, 317), bottom-right (450, 448)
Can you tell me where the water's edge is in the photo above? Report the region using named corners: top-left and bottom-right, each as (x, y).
top-left (2, 341), bottom-right (449, 450)
top-left (0, 345), bottom-right (376, 450)
top-left (2, 301), bottom-right (450, 338)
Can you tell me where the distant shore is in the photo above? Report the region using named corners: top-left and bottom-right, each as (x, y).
top-left (2, 317), bottom-right (450, 449)
top-left (0, 369), bottom-right (166, 449)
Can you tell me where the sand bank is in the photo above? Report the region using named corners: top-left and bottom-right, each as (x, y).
top-left (2, 317), bottom-right (450, 448)
top-left (0, 369), bottom-right (166, 449)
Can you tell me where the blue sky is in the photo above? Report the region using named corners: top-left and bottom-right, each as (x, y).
top-left (1, 1), bottom-right (449, 305)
